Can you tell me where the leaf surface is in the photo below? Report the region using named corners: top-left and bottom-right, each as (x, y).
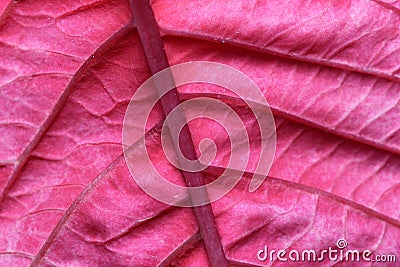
top-left (0, 0), bottom-right (399, 266)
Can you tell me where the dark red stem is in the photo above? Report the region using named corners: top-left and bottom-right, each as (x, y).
top-left (129, 1), bottom-right (228, 266)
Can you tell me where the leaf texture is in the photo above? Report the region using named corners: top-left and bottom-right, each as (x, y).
top-left (0, 0), bottom-right (399, 266)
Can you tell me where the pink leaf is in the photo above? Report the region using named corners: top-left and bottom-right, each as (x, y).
top-left (0, 1), bottom-right (399, 266)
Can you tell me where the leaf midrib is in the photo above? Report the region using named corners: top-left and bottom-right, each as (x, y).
top-left (29, 117), bottom-right (400, 265)
top-left (0, 5), bottom-right (398, 265)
